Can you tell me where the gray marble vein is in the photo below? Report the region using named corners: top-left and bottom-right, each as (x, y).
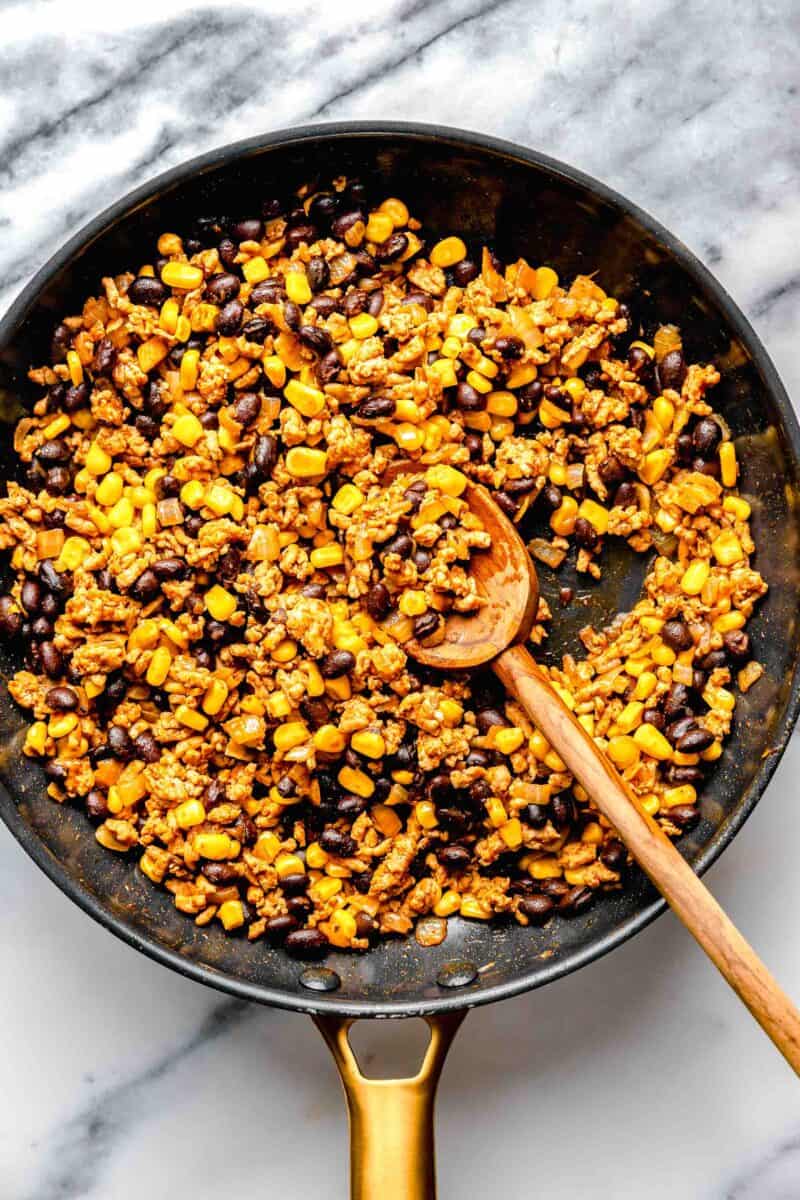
top-left (1, 1), bottom-right (800, 1197)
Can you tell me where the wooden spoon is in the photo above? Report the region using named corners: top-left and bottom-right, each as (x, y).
top-left (389, 463), bottom-right (800, 1073)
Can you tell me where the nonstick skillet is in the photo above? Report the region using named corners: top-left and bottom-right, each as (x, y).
top-left (1, 123), bottom-right (799, 1199)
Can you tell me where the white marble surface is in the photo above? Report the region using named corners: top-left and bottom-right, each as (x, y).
top-left (2, 1), bottom-right (800, 1196)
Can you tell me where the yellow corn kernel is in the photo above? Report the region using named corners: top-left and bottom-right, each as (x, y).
top-left (711, 530), bottom-right (744, 566)
top-left (285, 269), bottom-right (311, 305)
top-left (638, 448), bottom-right (672, 485)
top-left (217, 899), bottom-right (244, 932)
top-left (723, 494), bottom-right (751, 521)
top-left (24, 721), bottom-right (48, 755)
top-left (94, 473), bottom-right (123, 507)
top-left (179, 348), bottom-right (200, 391)
top-left (434, 890), bottom-right (462, 917)
top-left (203, 482), bottom-right (235, 518)
top-left (110, 527), bottom-right (142, 556)
top-left (506, 363), bottom-right (538, 390)
top-left (36, 528), bottom-right (65, 560)
top-left (662, 784), bottom-right (698, 809)
top-left (160, 261), bottom-right (203, 290)
top-left (528, 729), bottom-right (551, 760)
top-left (174, 799), bottom-right (206, 829)
top-left (94, 825), bottom-right (129, 852)
top-left (581, 822), bottom-right (604, 846)
top-left (346, 311), bottom-right (378, 341)
top-left (174, 704), bottom-right (208, 732)
top-left (339, 766), bottom-right (375, 798)
top-left (272, 721), bottom-right (309, 755)
top-left (190, 303), bottom-right (219, 333)
top-left (48, 712), bottom-right (78, 739)
top-left (135, 337), bottom-right (169, 376)
top-left (106, 496), bottom-right (134, 530)
top-left (326, 908), bottom-right (357, 949)
top-left (176, 481), bottom-right (203, 512)
top-left (430, 236), bottom-right (466, 267)
top-left (701, 741), bottom-right (723, 763)
top-left (194, 832), bottom-right (238, 860)
top-left (83, 442), bottom-right (111, 477)
top-left (284, 378), bottom-right (326, 418)
top-left (397, 590), bottom-right (426, 618)
top-left (146, 645), bottom-right (172, 686)
top-left (427, 358), bottom-right (458, 389)
top-left (652, 641), bottom-right (677, 667)
top-left (719, 441), bottom-right (738, 487)
top-left (265, 692), bottom-right (292, 720)
top-left (484, 797), bottom-right (506, 828)
top-left (615, 701), bottom-right (644, 733)
top-left (424, 464), bottom-right (468, 498)
top-left (53, 538), bottom-right (89, 578)
top-left (172, 413), bottom-right (204, 448)
top-left (633, 723), bottom-right (673, 761)
top-left (465, 369), bottom-right (492, 394)
top-left (300, 841), bottom-right (327, 871)
top-left (653, 395), bottom-right (675, 430)
top-left (253, 832), bottom-right (281, 863)
top-left (550, 496), bottom-right (578, 537)
top-left (460, 897), bottom-right (492, 920)
top-left (578, 498), bottom-right (610, 535)
top-left (128, 620), bottom-right (159, 651)
top-left (351, 729), bottom-right (386, 760)
top-left (633, 670), bottom-right (658, 701)
top-left (485, 390), bottom-right (517, 417)
top-left (499, 818), bottom-right (523, 849)
top-left (309, 544), bottom-right (344, 569)
top-left (205, 585), bottom-right (237, 622)
top-left (241, 254), bottom-right (269, 284)
top-left (285, 446), bottom-right (328, 478)
top-left (310, 725), bottom-right (345, 756)
top-left (332, 483), bottom-right (365, 515)
top-left (304, 661), bottom-right (325, 698)
top-left (714, 610), bottom-right (746, 634)
top-left (271, 638), bottom-right (298, 664)
top-left (365, 211), bottom-right (394, 243)
top-left (311, 877), bottom-right (341, 903)
top-left (393, 423), bottom-right (426, 452)
top-left (415, 800), bottom-right (439, 829)
top-left (533, 266), bottom-right (559, 299)
top-left (606, 734), bottom-right (640, 769)
top-left (439, 698), bottom-right (463, 727)
top-left (681, 558), bottom-right (710, 595)
top-left (65, 348), bottom-right (83, 385)
top-left (438, 336), bottom-right (461, 360)
top-left (494, 727), bottom-right (525, 755)
top-left (444, 315), bottom-right (475, 341)
top-left (378, 197), bottom-right (409, 226)
top-left (529, 856), bottom-right (562, 880)
top-left (200, 678), bottom-right (228, 717)
top-left (274, 852), bottom-right (306, 879)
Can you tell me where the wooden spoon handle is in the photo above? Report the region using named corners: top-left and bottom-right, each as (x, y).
top-left (494, 641), bottom-right (800, 1073)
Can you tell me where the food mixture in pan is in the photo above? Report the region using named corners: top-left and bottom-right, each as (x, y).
top-left (0, 179), bottom-right (765, 959)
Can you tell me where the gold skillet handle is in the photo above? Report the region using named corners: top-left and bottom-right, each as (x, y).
top-left (314, 1011), bottom-right (465, 1200)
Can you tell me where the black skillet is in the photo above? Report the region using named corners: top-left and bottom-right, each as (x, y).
top-left (1, 123), bottom-right (799, 1198)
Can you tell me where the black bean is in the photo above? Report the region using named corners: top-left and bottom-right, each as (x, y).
top-left (20, 579), bottom-right (42, 614)
top-left (128, 276), bottom-right (169, 306)
top-left (455, 381), bottom-right (485, 411)
top-left (614, 481), bottom-right (638, 508)
top-left (37, 439), bottom-right (69, 464)
top-left (375, 233), bottom-right (408, 261)
top-left (233, 392), bottom-right (261, 426)
top-left (560, 886), bottom-right (595, 915)
top-left (285, 928), bottom-right (329, 959)
top-left (452, 259), bottom-right (479, 286)
top-left (251, 280), bottom-right (285, 305)
top-left (627, 345), bottom-right (652, 375)
top-left (676, 726), bottom-right (714, 753)
top-left (663, 683), bottom-right (694, 720)
top-left (657, 349), bottom-right (687, 392)
top-left (465, 749), bottom-right (492, 769)
top-left (38, 643), bottom-right (62, 681)
top-left (477, 707), bottom-right (506, 733)
top-left (666, 715), bottom-right (696, 745)
top-left (0, 596), bottom-right (21, 638)
top-left (46, 685), bottom-right (78, 711)
top-left (505, 477), bottom-right (538, 496)
top-left (366, 289), bottom-right (384, 317)
top-left (194, 648), bottom-right (214, 670)
top-left (264, 915), bottom-right (299, 946)
top-left (30, 616), bottom-right (53, 640)
top-left (108, 725), bottom-right (134, 761)
top-left (723, 630), bottom-right (751, 662)
top-left (282, 300), bottom-right (301, 331)
top-left (230, 217), bottom-right (264, 243)
top-left (464, 432), bottom-right (484, 461)
top-left (669, 804), bottom-right (700, 829)
top-left (205, 273), bottom-right (240, 304)
top-left (316, 349), bottom-right (342, 385)
top-left (253, 435), bottom-right (278, 478)
top-left (42, 510), bottom-right (66, 531)
top-left (302, 582), bottom-right (326, 599)
top-left (494, 335), bottom-right (524, 360)
top-left (320, 649), bottom-right (356, 678)
top-left (695, 648), bottom-right (726, 671)
top-left (366, 582), bottom-right (392, 620)
top-left (216, 299), bottom-right (243, 336)
top-left (130, 570), bottom-right (160, 602)
top-left (241, 317), bottom-right (272, 344)
top-left (343, 289), bottom-right (368, 318)
top-left (285, 223), bottom-right (317, 250)
top-left (338, 795), bottom-right (368, 818)
top-left (332, 210), bottom-right (365, 240)
top-left (573, 517), bottom-right (598, 550)
top-left (39, 593), bottom-right (59, 621)
top-left (551, 795), bottom-right (576, 829)
top-left (310, 296), bottom-right (340, 320)
top-left (202, 862), bottom-right (239, 884)
top-left (666, 764), bottom-right (705, 784)
top-left (541, 484), bottom-right (562, 511)
top-left (692, 418), bottom-right (721, 458)
top-left (661, 619), bottom-right (693, 652)
top-left (403, 290), bottom-right (434, 312)
top-left (280, 873), bottom-right (309, 898)
top-left (413, 612), bottom-right (441, 641)
top-left (693, 457), bottom-right (720, 478)
top-left (519, 895), bottom-right (555, 925)
top-left (152, 557), bottom-right (187, 581)
top-left (517, 379), bottom-right (543, 413)
top-left (673, 436), bottom-right (693, 468)
top-left (600, 840), bottom-right (627, 871)
top-left (598, 455), bottom-right (626, 488)
top-left (413, 548), bottom-right (432, 573)
top-left (50, 323), bottom-right (72, 364)
top-left (134, 731), bottom-right (161, 763)
top-left (383, 533), bottom-right (413, 558)
top-left (301, 698), bottom-right (331, 730)
top-left (298, 325), bottom-right (333, 355)
top-left (320, 829), bottom-right (357, 857)
top-left (215, 237), bottom-right (236, 269)
top-left (306, 256), bottom-right (330, 292)
top-left (85, 790), bottom-right (109, 821)
top-left (45, 467), bottom-right (71, 496)
top-left (494, 491), bottom-right (518, 518)
top-left (538, 878), bottom-right (570, 900)
top-left (559, 586), bottom-right (574, 607)
top-left (218, 547), bottom-right (242, 582)
top-left (524, 803), bottom-right (550, 828)
top-left (64, 382), bottom-right (90, 413)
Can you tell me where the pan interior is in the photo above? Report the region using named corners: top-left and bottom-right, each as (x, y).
top-left (0, 127), bottom-right (798, 1016)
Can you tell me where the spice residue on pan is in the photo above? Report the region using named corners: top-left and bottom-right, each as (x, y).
top-left (0, 177), bottom-right (765, 959)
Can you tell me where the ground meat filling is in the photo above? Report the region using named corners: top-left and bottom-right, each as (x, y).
top-left (1, 181), bottom-right (765, 958)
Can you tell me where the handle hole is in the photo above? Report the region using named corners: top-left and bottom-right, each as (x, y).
top-left (347, 1018), bottom-right (432, 1080)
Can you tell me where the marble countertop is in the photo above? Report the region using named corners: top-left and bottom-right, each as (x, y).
top-left (2, 1), bottom-right (800, 1196)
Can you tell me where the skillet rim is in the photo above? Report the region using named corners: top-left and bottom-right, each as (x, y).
top-left (1, 119), bottom-right (799, 1017)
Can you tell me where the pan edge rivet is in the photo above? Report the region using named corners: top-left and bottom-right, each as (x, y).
top-left (300, 966), bottom-right (341, 992)
top-left (436, 959), bottom-right (478, 988)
